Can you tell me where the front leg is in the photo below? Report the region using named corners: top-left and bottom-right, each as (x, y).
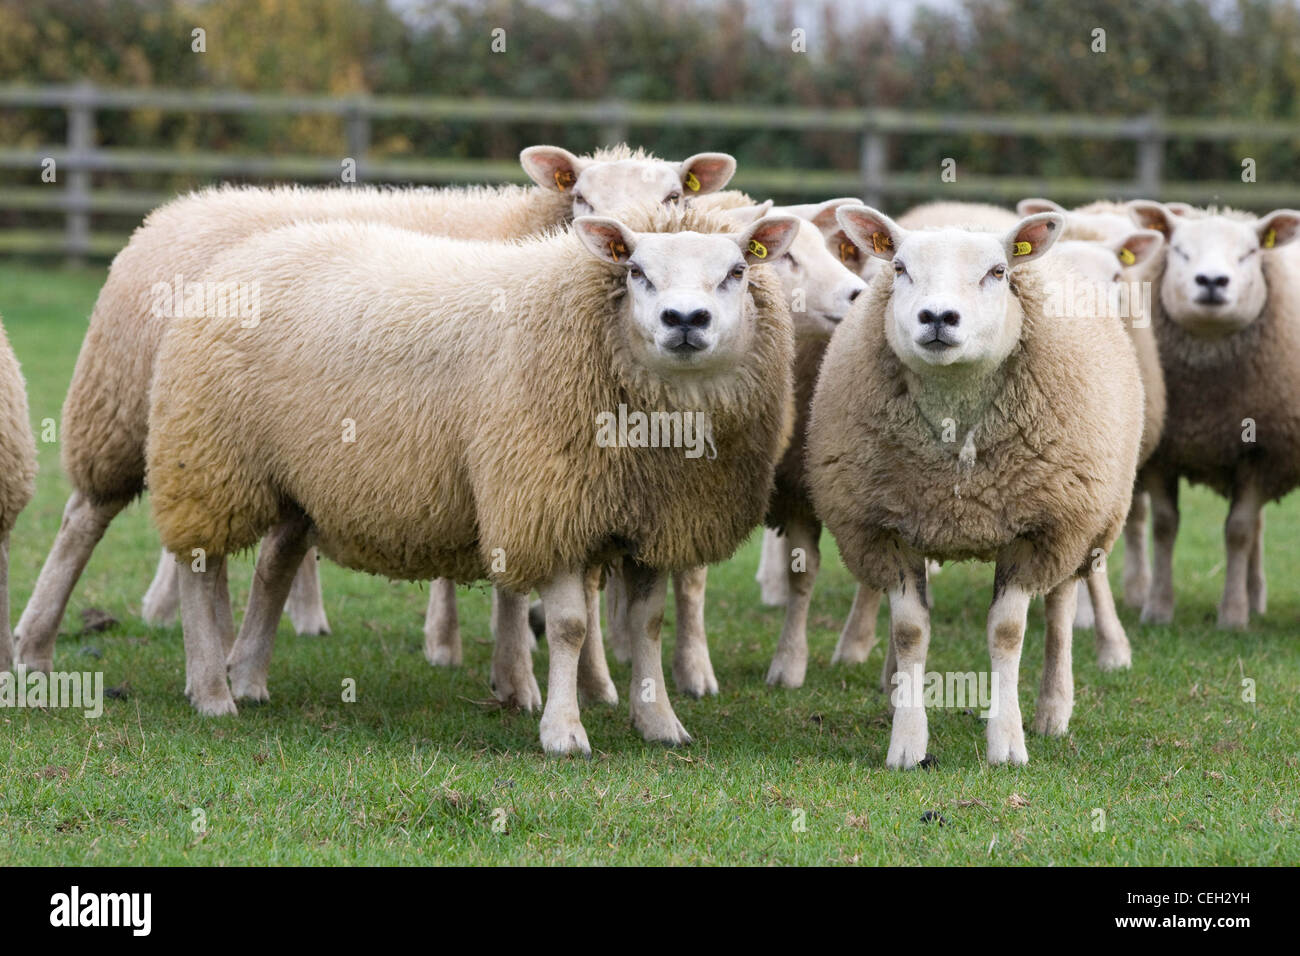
top-left (178, 553), bottom-right (237, 717)
top-left (832, 584), bottom-right (882, 666)
top-left (1219, 481), bottom-right (1261, 630)
top-left (623, 561), bottom-right (690, 747)
top-left (671, 566), bottom-right (718, 698)
top-left (986, 570), bottom-right (1032, 765)
top-left (1248, 508), bottom-right (1266, 616)
top-left (1141, 470), bottom-right (1179, 625)
top-left (766, 517), bottom-right (820, 689)
top-left (604, 560), bottom-right (630, 664)
top-left (1034, 578), bottom-right (1077, 736)
top-left (490, 587), bottom-right (542, 711)
top-left (578, 565), bottom-right (618, 706)
top-left (1087, 557), bottom-right (1131, 671)
top-left (884, 563), bottom-right (930, 769)
top-left (536, 569), bottom-right (590, 755)
top-left (1122, 489), bottom-right (1151, 608)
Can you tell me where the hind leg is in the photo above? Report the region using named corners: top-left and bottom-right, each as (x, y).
top-left (756, 528), bottom-right (790, 606)
top-left (1248, 509), bottom-right (1266, 616)
top-left (15, 492), bottom-right (126, 672)
top-left (766, 518), bottom-right (819, 689)
top-left (141, 548), bottom-right (180, 624)
top-left (1034, 579), bottom-right (1077, 736)
top-left (423, 578), bottom-right (461, 667)
top-left (672, 566), bottom-right (717, 698)
top-left (1122, 490), bottom-right (1151, 608)
top-left (490, 587), bottom-right (542, 711)
top-left (1088, 561), bottom-right (1131, 671)
top-left (578, 565), bottom-right (617, 705)
top-left (178, 553), bottom-right (237, 716)
top-left (285, 548), bottom-right (331, 635)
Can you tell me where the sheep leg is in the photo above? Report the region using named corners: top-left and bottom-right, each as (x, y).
top-left (881, 628), bottom-right (897, 698)
top-left (1141, 471), bottom-right (1179, 625)
top-left (1218, 483), bottom-right (1261, 630)
top-left (1033, 578), bottom-right (1077, 736)
top-left (671, 565), bottom-right (717, 698)
top-left (884, 564), bottom-right (930, 769)
top-left (624, 561), bottom-right (691, 747)
top-left (985, 576), bottom-right (1032, 765)
top-left (0, 536), bottom-right (12, 675)
top-left (578, 565), bottom-right (617, 706)
top-left (227, 515), bottom-right (314, 701)
top-left (285, 548), bottom-right (331, 636)
top-left (605, 561), bottom-right (631, 664)
top-left (15, 491), bottom-right (126, 672)
top-left (756, 528), bottom-right (790, 606)
top-left (490, 587), bottom-right (542, 711)
top-left (423, 578), bottom-right (461, 667)
top-left (178, 553), bottom-right (237, 716)
top-left (536, 569), bottom-right (590, 755)
top-left (141, 548), bottom-right (180, 624)
top-left (1248, 510), bottom-right (1266, 615)
top-left (832, 584), bottom-right (882, 666)
top-left (766, 517), bottom-right (820, 688)
top-left (1122, 489), bottom-right (1151, 608)
top-left (1088, 560), bottom-right (1131, 671)
top-left (1072, 579), bottom-right (1095, 628)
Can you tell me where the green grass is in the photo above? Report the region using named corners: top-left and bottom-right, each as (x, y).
top-left (0, 260), bottom-right (1296, 866)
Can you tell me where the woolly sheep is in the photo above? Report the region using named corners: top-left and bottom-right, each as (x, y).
top-left (1125, 201), bottom-right (1300, 629)
top-left (145, 205), bottom-right (798, 756)
top-left (13, 144), bottom-right (737, 684)
top-left (0, 319), bottom-right (37, 674)
top-left (807, 206), bottom-right (1144, 766)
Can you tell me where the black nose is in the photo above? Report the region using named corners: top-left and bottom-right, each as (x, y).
top-left (919, 308), bottom-right (960, 327)
top-left (848, 288), bottom-right (862, 302)
top-left (1195, 273), bottom-right (1230, 289)
top-left (661, 308), bottom-right (711, 329)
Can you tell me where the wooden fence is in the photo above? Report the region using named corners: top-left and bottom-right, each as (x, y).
top-left (2, 83), bottom-right (1299, 259)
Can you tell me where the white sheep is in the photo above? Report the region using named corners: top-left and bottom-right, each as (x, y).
top-left (1125, 201), bottom-right (1300, 629)
top-left (0, 318), bottom-right (37, 674)
top-left (145, 205), bottom-right (799, 756)
top-left (808, 206), bottom-right (1144, 766)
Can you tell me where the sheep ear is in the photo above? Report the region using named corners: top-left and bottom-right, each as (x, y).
top-left (1113, 229), bottom-right (1164, 269)
top-left (1255, 209), bottom-right (1300, 251)
top-left (836, 205), bottom-right (906, 261)
top-left (1003, 213), bottom-right (1063, 267)
top-left (1164, 201), bottom-right (1196, 218)
top-left (800, 197), bottom-right (863, 235)
top-left (679, 153), bottom-right (736, 195)
top-left (573, 216), bottom-right (638, 265)
top-left (736, 215), bottom-right (801, 265)
top-left (1016, 197), bottom-right (1065, 218)
top-left (521, 145), bottom-right (587, 192)
top-left (717, 200), bottom-right (773, 228)
top-left (1128, 200), bottom-right (1178, 239)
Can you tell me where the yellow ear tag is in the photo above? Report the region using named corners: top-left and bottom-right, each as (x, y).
top-left (1012, 241), bottom-right (1033, 257)
top-left (1264, 228), bottom-right (1277, 249)
top-left (1118, 247), bottom-right (1137, 266)
top-left (870, 231), bottom-right (892, 254)
top-left (554, 169), bottom-right (576, 191)
top-left (685, 171), bottom-right (701, 192)
top-left (748, 239), bottom-right (768, 259)
top-left (839, 241), bottom-right (859, 262)
top-left (608, 241), bottom-right (627, 262)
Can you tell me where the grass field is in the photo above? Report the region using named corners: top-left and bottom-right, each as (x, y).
top-left (0, 260), bottom-right (1296, 866)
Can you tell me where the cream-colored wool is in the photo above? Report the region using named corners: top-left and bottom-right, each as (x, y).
top-left (148, 203), bottom-right (792, 594)
top-left (897, 201), bottom-right (1018, 231)
top-left (808, 262), bottom-right (1142, 596)
top-left (0, 319), bottom-right (37, 670)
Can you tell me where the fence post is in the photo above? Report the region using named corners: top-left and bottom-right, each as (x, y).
top-left (1136, 111), bottom-right (1164, 199)
top-left (860, 122), bottom-right (887, 208)
top-left (345, 98), bottom-right (370, 184)
top-left (65, 81), bottom-right (96, 265)
top-left (599, 100), bottom-right (628, 147)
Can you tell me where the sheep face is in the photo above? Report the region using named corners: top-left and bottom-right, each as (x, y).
top-left (775, 198), bottom-right (882, 282)
top-left (836, 205), bottom-right (1063, 373)
top-left (1132, 202), bottom-right (1300, 337)
top-left (574, 214), bottom-right (800, 375)
top-left (722, 200), bottom-right (868, 330)
top-left (521, 145), bottom-right (736, 217)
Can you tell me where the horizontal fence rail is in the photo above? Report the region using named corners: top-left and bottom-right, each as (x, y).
top-left (1, 83), bottom-right (1298, 259)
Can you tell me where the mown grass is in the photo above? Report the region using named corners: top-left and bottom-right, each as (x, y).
top-left (0, 260), bottom-right (1296, 865)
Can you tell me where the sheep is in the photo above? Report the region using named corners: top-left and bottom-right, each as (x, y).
top-left (145, 204), bottom-right (798, 755)
top-left (13, 143), bottom-right (737, 687)
top-left (1124, 201), bottom-right (1300, 630)
top-left (807, 206), bottom-right (1144, 767)
top-left (0, 319), bottom-right (37, 675)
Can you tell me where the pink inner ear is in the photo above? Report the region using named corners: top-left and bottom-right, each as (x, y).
top-left (525, 150), bottom-right (577, 189)
top-left (684, 156), bottom-right (733, 192)
top-left (1017, 219), bottom-right (1057, 248)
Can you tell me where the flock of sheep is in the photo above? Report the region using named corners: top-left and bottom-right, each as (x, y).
top-left (1, 144), bottom-right (1297, 768)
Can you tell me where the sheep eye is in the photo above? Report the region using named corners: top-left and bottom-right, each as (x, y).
top-left (1112, 272), bottom-right (1122, 283)
top-left (893, 261), bottom-right (906, 276)
top-left (628, 264), bottom-right (644, 279)
top-left (786, 256), bottom-right (800, 271)
top-left (1240, 248), bottom-right (1258, 263)
top-left (729, 265), bottom-right (746, 280)
top-left (664, 192), bottom-right (682, 204)
top-left (1172, 245), bottom-right (1190, 261)
top-left (990, 264), bottom-right (1007, 280)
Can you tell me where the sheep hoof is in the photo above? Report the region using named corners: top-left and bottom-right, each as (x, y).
top-left (831, 640), bottom-right (873, 666)
top-left (1122, 574), bottom-right (1150, 609)
top-left (1031, 698), bottom-right (1073, 736)
top-left (1216, 605), bottom-right (1249, 631)
top-left (757, 581), bottom-right (790, 606)
top-left (673, 661), bottom-right (719, 698)
top-left (1139, 602), bottom-right (1173, 626)
top-left (491, 672), bottom-right (543, 712)
top-left (423, 641), bottom-right (462, 668)
top-left (765, 656), bottom-right (807, 689)
top-left (885, 708), bottom-right (927, 769)
top-left (986, 724), bottom-right (1029, 765)
top-left (191, 690), bottom-right (238, 717)
top-left (632, 707), bottom-right (692, 747)
top-left (1095, 642), bottom-right (1132, 672)
top-left (288, 608), bottom-right (331, 637)
top-left (578, 677), bottom-right (619, 707)
top-left (230, 672), bottom-right (270, 703)
top-left (13, 648), bottom-right (52, 674)
top-left (539, 715), bottom-right (591, 757)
